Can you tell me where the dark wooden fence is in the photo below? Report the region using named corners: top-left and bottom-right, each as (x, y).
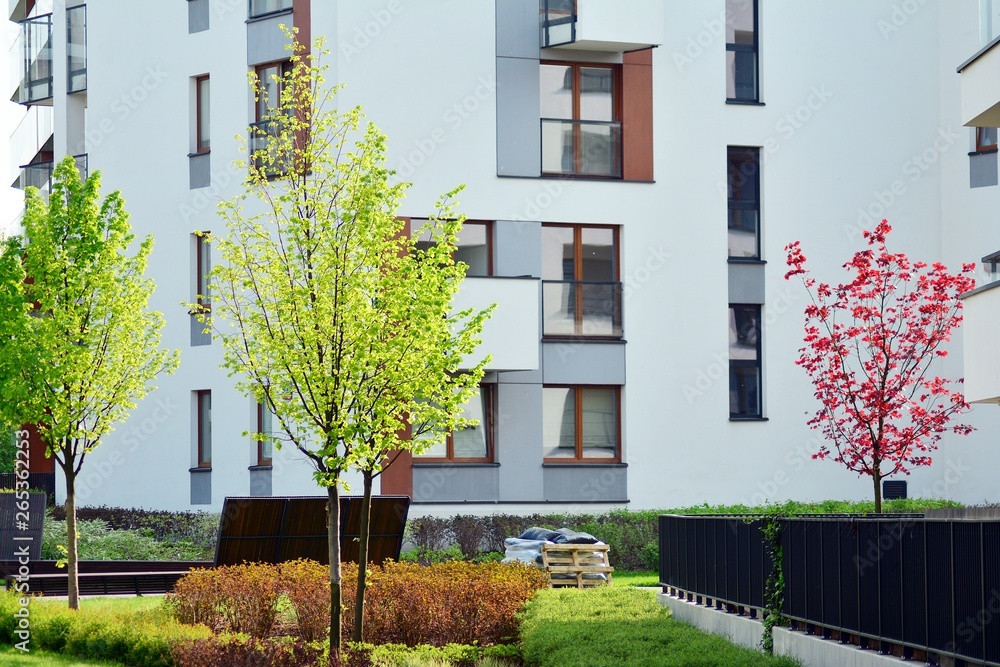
top-left (659, 514), bottom-right (1000, 666)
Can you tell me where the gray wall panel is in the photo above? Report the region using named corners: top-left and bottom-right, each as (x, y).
top-left (412, 465), bottom-right (499, 502)
top-left (248, 15), bottom-right (293, 67)
top-left (728, 262), bottom-right (766, 304)
top-left (188, 0), bottom-right (209, 34)
top-left (542, 341), bottom-right (626, 385)
top-left (190, 470), bottom-right (211, 505)
top-left (543, 465), bottom-right (628, 502)
top-left (497, 383), bottom-right (544, 500)
top-left (971, 152), bottom-right (999, 188)
top-left (495, 219), bottom-right (541, 277)
top-left (496, 0), bottom-right (540, 58)
top-left (249, 468), bottom-right (272, 496)
top-left (190, 316), bottom-right (211, 346)
top-left (496, 57), bottom-right (540, 177)
top-left (189, 152), bottom-right (211, 190)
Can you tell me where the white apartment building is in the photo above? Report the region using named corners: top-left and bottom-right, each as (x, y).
top-left (7, 0), bottom-right (1000, 513)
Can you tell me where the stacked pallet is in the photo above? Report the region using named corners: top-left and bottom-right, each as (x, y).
top-left (540, 543), bottom-right (614, 589)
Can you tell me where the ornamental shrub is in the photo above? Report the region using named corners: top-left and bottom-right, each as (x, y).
top-left (166, 562), bottom-right (282, 638)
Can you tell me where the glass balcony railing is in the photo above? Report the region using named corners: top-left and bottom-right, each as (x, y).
top-left (17, 154), bottom-right (88, 195)
top-left (540, 0), bottom-right (576, 47)
top-left (541, 119), bottom-right (621, 178)
top-left (67, 5), bottom-right (87, 94)
top-left (542, 280), bottom-right (623, 337)
top-left (17, 13), bottom-right (52, 104)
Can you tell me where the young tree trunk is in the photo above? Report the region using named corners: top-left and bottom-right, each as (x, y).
top-left (63, 461), bottom-right (79, 611)
top-left (873, 469), bottom-right (883, 514)
top-left (327, 481), bottom-right (343, 664)
top-left (352, 469), bottom-right (374, 643)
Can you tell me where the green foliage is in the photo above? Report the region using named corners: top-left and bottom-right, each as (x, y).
top-left (400, 545), bottom-right (465, 565)
top-left (611, 571), bottom-right (659, 587)
top-left (362, 641), bottom-right (521, 666)
top-left (0, 429), bottom-right (15, 474)
top-left (640, 541), bottom-right (659, 572)
top-left (519, 587), bottom-right (800, 667)
top-left (759, 514), bottom-right (787, 653)
top-left (41, 515), bottom-right (208, 561)
top-left (0, 646), bottom-right (125, 667)
top-left (48, 505), bottom-right (219, 556)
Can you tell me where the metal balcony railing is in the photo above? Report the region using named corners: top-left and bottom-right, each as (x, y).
top-left (17, 154), bottom-right (88, 195)
top-left (249, 0), bottom-right (292, 19)
top-left (542, 280), bottom-right (622, 337)
top-left (17, 13), bottom-right (52, 104)
top-left (541, 118), bottom-right (622, 178)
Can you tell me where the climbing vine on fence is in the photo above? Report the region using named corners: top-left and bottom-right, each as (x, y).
top-left (759, 513), bottom-right (787, 653)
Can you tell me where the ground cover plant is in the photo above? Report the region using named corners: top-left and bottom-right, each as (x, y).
top-left (519, 586), bottom-right (800, 667)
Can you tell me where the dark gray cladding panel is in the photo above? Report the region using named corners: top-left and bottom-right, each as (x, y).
top-left (190, 469), bottom-right (211, 505)
top-left (413, 465), bottom-right (499, 502)
top-left (543, 341), bottom-right (625, 385)
top-left (497, 382), bottom-right (544, 500)
top-left (188, 0), bottom-right (209, 34)
top-left (248, 14), bottom-right (293, 67)
top-left (189, 152), bottom-right (211, 190)
top-left (971, 151), bottom-right (998, 189)
top-left (495, 220), bottom-right (542, 277)
top-left (496, 56), bottom-right (541, 177)
top-left (190, 315), bottom-right (211, 347)
top-left (543, 465), bottom-right (628, 502)
top-left (728, 262), bottom-right (766, 305)
top-left (250, 468), bottom-right (272, 496)
top-left (496, 0), bottom-right (541, 58)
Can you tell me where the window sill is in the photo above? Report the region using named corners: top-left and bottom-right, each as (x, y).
top-left (726, 99), bottom-right (765, 106)
top-left (245, 8), bottom-right (292, 23)
top-left (727, 257), bottom-right (766, 265)
top-left (188, 150), bottom-right (211, 158)
top-left (542, 336), bottom-right (626, 344)
top-left (413, 461), bottom-right (499, 468)
top-left (968, 150), bottom-right (998, 157)
top-left (729, 417), bottom-right (768, 422)
top-left (189, 467), bottom-right (212, 473)
top-left (248, 464), bottom-right (272, 471)
top-left (542, 462), bottom-right (627, 468)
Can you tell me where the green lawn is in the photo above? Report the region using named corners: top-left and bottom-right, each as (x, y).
top-left (612, 570), bottom-right (659, 587)
top-left (0, 646), bottom-right (123, 667)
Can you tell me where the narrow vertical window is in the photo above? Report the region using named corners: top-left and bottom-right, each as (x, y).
top-left (197, 390), bottom-right (212, 467)
top-left (194, 232), bottom-right (211, 312)
top-left (728, 147), bottom-right (760, 259)
top-left (196, 76), bottom-right (210, 152)
top-left (729, 305), bottom-right (762, 419)
top-left (726, 0), bottom-right (758, 102)
top-left (249, 0), bottom-right (293, 19)
top-left (66, 5), bottom-right (86, 93)
top-left (257, 402), bottom-right (273, 466)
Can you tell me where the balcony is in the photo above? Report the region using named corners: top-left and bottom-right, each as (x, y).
top-left (249, 0), bottom-right (292, 19)
top-left (16, 13), bottom-right (52, 105)
top-left (450, 277), bottom-right (540, 372)
top-left (958, 35), bottom-right (1000, 127)
top-left (16, 154), bottom-right (88, 195)
top-left (961, 280), bottom-right (1000, 404)
top-left (539, 0), bottom-right (662, 52)
top-left (542, 280), bottom-right (622, 338)
top-left (248, 119), bottom-right (291, 176)
top-left (540, 119), bottom-right (621, 178)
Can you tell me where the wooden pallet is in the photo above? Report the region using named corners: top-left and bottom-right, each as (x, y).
top-left (541, 543), bottom-right (614, 589)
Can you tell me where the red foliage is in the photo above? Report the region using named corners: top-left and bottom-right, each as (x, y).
top-left (784, 220), bottom-right (976, 507)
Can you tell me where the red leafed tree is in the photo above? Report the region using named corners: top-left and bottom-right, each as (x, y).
top-left (784, 220), bottom-right (976, 512)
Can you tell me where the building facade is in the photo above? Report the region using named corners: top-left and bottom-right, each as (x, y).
top-left (7, 0), bottom-right (1000, 513)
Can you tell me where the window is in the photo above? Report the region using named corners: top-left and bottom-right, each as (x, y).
top-left (983, 250), bottom-right (1000, 281)
top-left (196, 76), bottom-right (210, 153)
top-left (18, 14), bottom-right (52, 104)
top-left (543, 386), bottom-right (619, 461)
top-left (729, 305), bottom-right (762, 418)
top-left (540, 62), bottom-right (621, 177)
top-left (251, 61), bottom-right (292, 173)
top-left (726, 0), bottom-right (758, 102)
top-left (66, 5), bottom-right (86, 93)
top-left (540, 0), bottom-right (576, 47)
top-left (249, 0), bottom-right (292, 19)
top-left (976, 127), bottom-right (998, 153)
top-left (196, 390), bottom-right (212, 467)
top-left (414, 385), bottom-right (494, 462)
top-left (413, 220), bottom-right (492, 276)
top-left (257, 402), bottom-right (273, 466)
top-left (194, 232), bottom-right (211, 313)
top-left (728, 147), bottom-right (761, 259)
top-left (254, 61), bottom-right (291, 122)
top-left (541, 223), bottom-right (621, 337)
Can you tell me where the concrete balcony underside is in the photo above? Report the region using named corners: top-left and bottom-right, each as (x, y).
top-left (451, 276), bottom-right (540, 373)
top-left (961, 281), bottom-right (1000, 404)
top-left (959, 35), bottom-right (1000, 127)
top-left (542, 0), bottom-right (662, 52)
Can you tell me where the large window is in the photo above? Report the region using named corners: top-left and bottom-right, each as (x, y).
top-left (196, 76), bottom-right (210, 153)
top-left (728, 147), bottom-right (760, 259)
top-left (729, 305), bottom-right (762, 419)
top-left (726, 0), bottom-right (758, 103)
top-left (540, 62), bottom-right (621, 178)
top-left (414, 385), bottom-right (495, 462)
top-left (413, 220), bottom-right (492, 276)
top-left (543, 386), bottom-right (620, 462)
top-left (196, 390), bottom-right (212, 468)
top-left (249, 0), bottom-right (292, 19)
top-left (976, 127), bottom-right (998, 153)
top-left (542, 224), bottom-right (621, 337)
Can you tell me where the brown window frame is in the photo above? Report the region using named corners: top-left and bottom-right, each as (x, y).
top-left (542, 385), bottom-right (621, 463)
top-left (541, 222), bottom-right (621, 339)
top-left (196, 390), bottom-right (212, 468)
top-left (256, 401), bottom-right (273, 466)
top-left (254, 60), bottom-right (292, 123)
top-left (194, 232), bottom-right (211, 312)
top-left (413, 219), bottom-right (494, 277)
top-left (540, 61), bottom-right (622, 178)
top-left (976, 127), bottom-right (998, 153)
top-left (195, 75), bottom-right (210, 153)
top-left (413, 384), bottom-right (496, 463)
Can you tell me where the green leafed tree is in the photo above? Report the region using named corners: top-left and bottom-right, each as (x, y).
top-left (204, 31), bottom-right (492, 658)
top-left (0, 157), bottom-right (179, 609)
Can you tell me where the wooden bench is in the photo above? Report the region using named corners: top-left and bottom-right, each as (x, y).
top-left (541, 543), bottom-right (614, 589)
